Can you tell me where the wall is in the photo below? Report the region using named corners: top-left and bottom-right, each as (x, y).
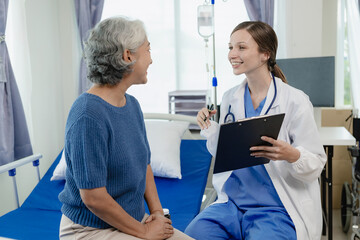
top-left (283, 0), bottom-right (324, 58)
top-left (278, 0), bottom-right (338, 58)
top-left (322, 0), bottom-right (338, 57)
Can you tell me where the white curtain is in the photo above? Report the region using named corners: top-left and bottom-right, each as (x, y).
top-left (273, 0), bottom-right (287, 59)
top-left (345, 0), bottom-right (360, 112)
top-left (6, 0), bottom-right (34, 143)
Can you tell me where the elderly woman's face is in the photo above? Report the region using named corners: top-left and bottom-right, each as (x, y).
top-left (131, 39), bottom-right (152, 85)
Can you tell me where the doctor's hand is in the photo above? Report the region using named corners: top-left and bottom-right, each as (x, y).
top-left (197, 107), bottom-right (217, 130)
top-left (249, 136), bottom-right (300, 163)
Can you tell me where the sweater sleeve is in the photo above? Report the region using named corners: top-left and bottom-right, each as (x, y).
top-left (66, 116), bottom-right (108, 189)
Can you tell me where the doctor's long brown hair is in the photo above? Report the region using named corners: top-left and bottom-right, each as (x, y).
top-left (232, 21), bottom-right (287, 83)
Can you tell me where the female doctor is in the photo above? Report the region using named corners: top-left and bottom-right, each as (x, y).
top-left (184, 21), bottom-right (327, 240)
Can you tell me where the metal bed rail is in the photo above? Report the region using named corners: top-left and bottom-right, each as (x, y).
top-left (0, 154), bottom-right (43, 208)
top-left (144, 113), bottom-right (198, 125)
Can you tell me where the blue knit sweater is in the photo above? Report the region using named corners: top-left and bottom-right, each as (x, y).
top-left (59, 93), bottom-right (150, 229)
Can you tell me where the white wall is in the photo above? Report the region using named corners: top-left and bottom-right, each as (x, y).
top-left (276, 0), bottom-right (338, 126)
top-left (288, 0), bottom-right (323, 57)
top-left (0, 0), bottom-right (338, 216)
top-left (322, 0), bottom-right (338, 57)
top-left (277, 0), bottom-right (337, 58)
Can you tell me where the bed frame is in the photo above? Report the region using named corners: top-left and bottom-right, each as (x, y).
top-left (0, 113), bottom-right (214, 239)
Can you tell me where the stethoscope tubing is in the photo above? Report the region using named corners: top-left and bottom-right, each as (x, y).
top-left (264, 73), bottom-right (277, 115)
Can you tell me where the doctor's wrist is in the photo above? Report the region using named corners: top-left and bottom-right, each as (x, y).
top-left (288, 148), bottom-right (300, 163)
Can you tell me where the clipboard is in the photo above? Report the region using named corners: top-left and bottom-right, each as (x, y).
top-left (213, 113), bottom-right (285, 174)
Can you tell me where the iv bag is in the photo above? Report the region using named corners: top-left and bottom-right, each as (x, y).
top-left (197, 4), bottom-right (214, 39)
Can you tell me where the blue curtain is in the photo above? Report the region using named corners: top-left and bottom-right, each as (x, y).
top-left (244, 0), bottom-right (274, 27)
top-left (74, 0), bottom-right (104, 95)
top-left (0, 0), bottom-right (33, 166)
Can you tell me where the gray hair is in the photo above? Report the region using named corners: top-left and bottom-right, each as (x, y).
top-left (83, 16), bottom-right (147, 85)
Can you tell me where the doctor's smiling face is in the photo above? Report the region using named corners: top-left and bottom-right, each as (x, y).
top-left (228, 29), bottom-right (269, 76)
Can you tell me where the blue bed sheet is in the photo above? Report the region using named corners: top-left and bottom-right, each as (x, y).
top-left (0, 140), bottom-right (211, 239)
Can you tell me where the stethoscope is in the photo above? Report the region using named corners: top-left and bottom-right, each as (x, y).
top-left (224, 73), bottom-right (277, 123)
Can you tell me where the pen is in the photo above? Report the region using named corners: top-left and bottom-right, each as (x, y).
top-left (204, 104), bottom-right (214, 121)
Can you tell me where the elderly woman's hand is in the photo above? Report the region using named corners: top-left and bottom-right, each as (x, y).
top-left (144, 210), bottom-right (164, 223)
top-left (197, 108), bottom-right (217, 130)
top-left (143, 214), bottom-right (174, 240)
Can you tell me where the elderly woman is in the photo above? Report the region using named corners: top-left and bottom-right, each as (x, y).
top-left (58, 17), bottom-right (193, 240)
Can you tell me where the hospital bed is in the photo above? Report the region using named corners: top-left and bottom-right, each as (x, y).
top-left (0, 113), bottom-right (213, 239)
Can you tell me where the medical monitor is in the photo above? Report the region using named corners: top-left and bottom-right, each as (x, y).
top-left (276, 56), bottom-right (335, 107)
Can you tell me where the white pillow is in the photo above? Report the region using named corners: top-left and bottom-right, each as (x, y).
top-left (51, 120), bottom-right (189, 181)
top-left (145, 120), bottom-right (189, 179)
top-left (50, 150), bottom-right (66, 181)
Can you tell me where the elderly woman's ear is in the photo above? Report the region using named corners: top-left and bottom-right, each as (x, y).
top-left (123, 49), bottom-right (133, 63)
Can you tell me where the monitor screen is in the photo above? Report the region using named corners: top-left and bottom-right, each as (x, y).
top-left (276, 56), bottom-right (335, 107)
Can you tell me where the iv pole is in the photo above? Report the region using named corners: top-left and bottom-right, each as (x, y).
top-left (198, 0), bottom-right (218, 122)
top-left (210, 0), bottom-right (218, 122)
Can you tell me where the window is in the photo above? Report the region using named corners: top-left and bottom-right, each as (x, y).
top-left (102, 0), bottom-right (249, 113)
top-left (343, 16), bottom-right (351, 106)
top-left (338, 0), bottom-right (353, 107)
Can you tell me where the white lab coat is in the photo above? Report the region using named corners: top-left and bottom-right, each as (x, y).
top-left (202, 77), bottom-right (327, 240)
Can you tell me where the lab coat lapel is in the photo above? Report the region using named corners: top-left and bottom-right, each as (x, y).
top-left (230, 81), bottom-right (246, 120)
top-left (213, 80), bottom-right (246, 204)
top-left (213, 78), bottom-right (283, 205)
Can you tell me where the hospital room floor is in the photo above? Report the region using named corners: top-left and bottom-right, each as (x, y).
top-left (322, 209), bottom-right (352, 240)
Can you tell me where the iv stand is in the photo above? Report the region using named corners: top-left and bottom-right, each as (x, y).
top-left (211, 0), bottom-right (218, 122)
top-left (198, 0), bottom-right (218, 122)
